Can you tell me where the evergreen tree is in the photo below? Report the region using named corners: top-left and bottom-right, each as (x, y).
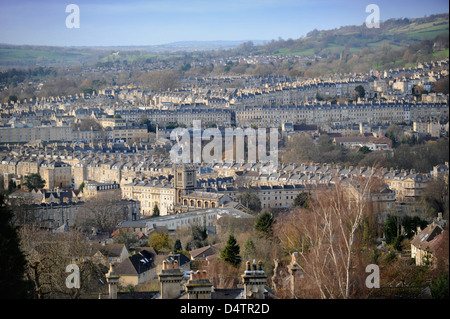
top-left (174, 239), bottom-right (182, 253)
top-left (254, 211), bottom-right (275, 238)
top-left (220, 234), bottom-right (241, 267)
top-left (7, 180), bottom-right (17, 193)
top-left (23, 173), bottom-right (45, 191)
top-left (0, 194), bottom-right (32, 298)
top-left (431, 272), bottom-right (449, 299)
top-left (293, 192), bottom-right (310, 208)
top-left (152, 203), bottom-right (160, 217)
top-left (354, 85), bottom-right (366, 98)
top-left (78, 182), bottom-right (85, 191)
top-left (384, 214), bottom-right (398, 245)
top-left (243, 238), bottom-right (256, 259)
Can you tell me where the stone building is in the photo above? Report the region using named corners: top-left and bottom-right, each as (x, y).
top-left (39, 159), bottom-right (72, 189)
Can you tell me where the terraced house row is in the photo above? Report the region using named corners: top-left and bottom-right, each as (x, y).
top-left (1, 141), bottom-right (447, 216)
top-left (234, 102), bottom-right (448, 128)
top-left (0, 124), bottom-right (147, 144)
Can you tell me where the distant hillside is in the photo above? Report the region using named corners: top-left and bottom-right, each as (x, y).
top-left (0, 13), bottom-right (447, 70)
top-left (219, 13), bottom-right (449, 77)
top-left (0, 40), bottom-right (267, 68)
top-left (246, 13), bottom-right (449, 57)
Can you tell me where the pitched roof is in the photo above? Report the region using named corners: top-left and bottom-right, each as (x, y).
top-left (115, 250), bottom-right (155, 276)
top-left (165, 253), bottom-right (190, 267)
top-left (189, 244), bottom-right (220, 260)
top-left (410, 223), bottom-right (444, 253)
top-left (90, 243), bottom-right (127, 258)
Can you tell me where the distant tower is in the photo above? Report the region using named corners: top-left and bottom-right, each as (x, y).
top-left (173, 164), bottom-right (196, 205)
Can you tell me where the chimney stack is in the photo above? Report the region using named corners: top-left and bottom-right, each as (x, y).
top-left (241, 260), bottom-right (267, 299)
top-left (185, 270), bottom-right (212, 299)
top-left (158, 258), bottom-right (184, 299)
top-left (105, 264), bottom-right (120, 299)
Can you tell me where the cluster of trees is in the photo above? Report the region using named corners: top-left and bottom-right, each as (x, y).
top-left (137, 69), bottom-right (180, 92)
top-left (0, 194), bottom-right (107, 299)
top-left (0, 194), bottom-right (32, 298)
top-left (283, 132), bottom-right (449, 174)
top-left (282, 134), bottom-right (348, 164)
top-left (274, 176), bottom-right (448, 299)
top-left (0, 67), bottom-right (57, 86)
top-left (384, 215), bottom-right (428, 251)
top-left (360, 137), bottom-right (449, 173)
top-left (237, 192), bottom-right (261, 214)
top-left (205, 209), bottom-right (277, 289)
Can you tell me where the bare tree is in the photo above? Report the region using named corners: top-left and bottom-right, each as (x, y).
top-left (19, 226), bottom-right (107, 299)
top-left (276, 175), bottom-right (377, 298)
top-left (75, 194), bottom-right (127, 234)
top-left (139, 70), bottom-right (180, 92)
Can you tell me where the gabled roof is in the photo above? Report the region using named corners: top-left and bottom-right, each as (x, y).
top-left (410, 223), bottom-right (444, 253)
top-left (115, 249), bottom-right (155, 276)
top-left (90, 243), bottom-right (127, 258)
top-left (189, 244), bottom-right (220, 260)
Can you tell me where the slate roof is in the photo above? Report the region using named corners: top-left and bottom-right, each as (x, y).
top-left (115, 249), bottom-right (155, 276)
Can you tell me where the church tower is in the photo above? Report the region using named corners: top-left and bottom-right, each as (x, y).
top-left (173, 164), bottom-right (196, 205)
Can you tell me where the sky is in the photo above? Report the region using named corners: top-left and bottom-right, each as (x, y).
top-left (0, 0), bottom-right (448, 47)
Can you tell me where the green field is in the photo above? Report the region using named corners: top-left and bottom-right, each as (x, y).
top-left (386, 19), bottom-right (449, 40)
top-left (0, 47), bottom-right (95, 67)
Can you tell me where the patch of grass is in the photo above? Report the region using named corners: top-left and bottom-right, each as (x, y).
top-left (274, 47), bottom-right (316, 56)
top-left (433, 49), bottom-right (449, 59)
